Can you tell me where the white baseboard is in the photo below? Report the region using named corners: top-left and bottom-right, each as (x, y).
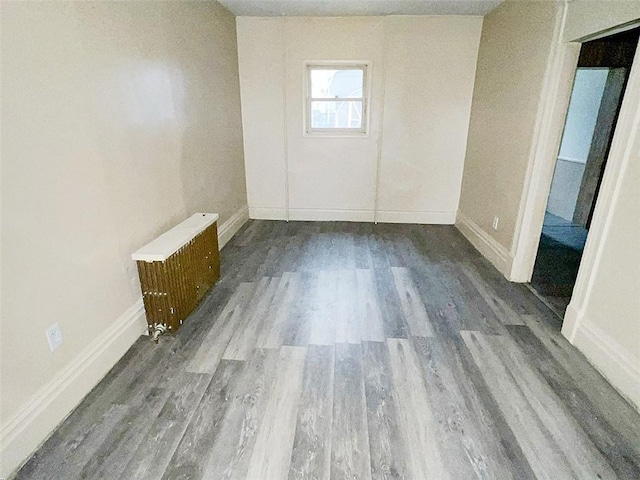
top-left (288, 208), bottom-right (375, 222)
top-left (561, 302), bottom-right (580, 341)
top-left (376, 210), bottom-right (456, 224)
top-left (251, 208), bottom-right (457, 224)
top-left (455, 211), bottom-right (513, 279)
top-left (567, 318), bottom-right (640, 412)
top-left (248, 207), bottom-right (287, 221)
top-left (248, 208), bottom-right (457, 225)
top-left (0, 301), bottom-right (147, 479)
top-left (218, 205), bottom-right (249, 249)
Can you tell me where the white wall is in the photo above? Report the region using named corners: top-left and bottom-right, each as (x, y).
top-left (285, 18), bottom-right (385, 222)
top-left (559, 69), bottom-right (609, 163)
top-left (237, 16), bottom-right (483, 223)
top-left (236, 18), bottom-right (288, 220)
top-left (546, 159), bottom-right (586, 221)
top-left (0, 2), bottom-right (247, 476)
top-left (547, 68), bottom-right (608, 220)
top-left (377, 17), bottom-right (483, 223)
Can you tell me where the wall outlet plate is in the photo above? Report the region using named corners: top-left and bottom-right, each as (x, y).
top-left (46, 323), bottom-right (63, 352)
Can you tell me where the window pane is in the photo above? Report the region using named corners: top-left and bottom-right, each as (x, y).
top-left (310, 69), bottom-right (364, 99)
top-left (311, 100), bottom-right (363, 129)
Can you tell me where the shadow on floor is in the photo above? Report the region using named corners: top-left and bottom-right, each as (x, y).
top-left (530, 212), bottom-right (588, 315)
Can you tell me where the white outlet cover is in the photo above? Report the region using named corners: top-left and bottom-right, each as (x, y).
top-left (46, 322), bottom-right (63, 352)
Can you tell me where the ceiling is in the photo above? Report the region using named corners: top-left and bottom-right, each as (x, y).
top-left (218, 0), bottom-right (505, 17)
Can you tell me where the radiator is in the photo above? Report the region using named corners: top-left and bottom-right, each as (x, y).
top-left (132, 213), bottom-right (220, 339)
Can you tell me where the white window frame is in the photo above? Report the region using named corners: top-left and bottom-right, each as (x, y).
top-left (304, 62), bottom-right (370, 137)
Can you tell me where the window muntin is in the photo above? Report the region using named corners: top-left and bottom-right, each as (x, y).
top-left (306, 64), bottom-right (368, 135)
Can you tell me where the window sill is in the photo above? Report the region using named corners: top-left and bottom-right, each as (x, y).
top-left (304, 131), bottom-right (370, 139)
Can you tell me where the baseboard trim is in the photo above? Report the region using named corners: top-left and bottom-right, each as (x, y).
top-left (247, 208), bottom-right (458, 225)
top-left (570, 320), bottom-right (640, 412)
top-left (288, 208), bottom-right (375, 222)
top-left (0, 301), bottom-right (147, 479)
top-left (561, 302), bottom-right (580, 342)
top-left (248, 207), bottom-right (287, 221)
top-left (218, 205), bottom-right (249, 249)
top-left (455, 211), bottom-right (513, 279)
top-left (376, 210), bottom-right (456, 224)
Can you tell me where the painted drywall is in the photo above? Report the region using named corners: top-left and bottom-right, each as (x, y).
top-left (377, 17), bottom-right (482, 223)
top-left (564, 0), bottom-right (640, 42)
top-left (284, 17), bottom-right (385, 221)
top-left (237, 16), bottom-right (483, 223)
top-left (236, 17), bottom-right (288, 220)
top-left (221, 0), bottom-right (504, 17)
top-left (458, 0), bottom-right (561, 256)
top-left (547, 68), bottom-right (608, 220)
top-left (559, 69), bottom-right (609, 163)
top-left (560, 0), bottom-right (640, 410)
top-left (0, 1), bottom-right (246, 476)
top-left (571, 115), bottom-right (640, 407)
top-left (457, 0), bottom-right (640, 408)
top-left (546, 159), bottom-right (586, 221)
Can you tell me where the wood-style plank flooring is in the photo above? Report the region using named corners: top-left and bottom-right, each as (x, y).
top-left (15, 221), bottom-right (640, 479)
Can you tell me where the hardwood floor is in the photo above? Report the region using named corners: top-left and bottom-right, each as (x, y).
top-left (15, 221), bottom-right (640, 479)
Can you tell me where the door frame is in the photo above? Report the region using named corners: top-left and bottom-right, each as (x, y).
top-left (508, 9), bottom-right (640, 341)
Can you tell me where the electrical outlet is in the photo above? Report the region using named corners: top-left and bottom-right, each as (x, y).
top-left (46, 323), bottom-right (63, 352)
top-left (492, 216), bottom-right (499, 230)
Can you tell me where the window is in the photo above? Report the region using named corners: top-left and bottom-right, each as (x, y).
top-left (306, 64), bottom-right (369, 135)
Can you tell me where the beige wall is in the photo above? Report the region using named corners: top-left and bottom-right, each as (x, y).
top-left (458, 0), bottom-right (561, 256)
top-left (458, 0), bottom-right (640, 408)
top-left (561, 0), bottom-right (640, 409)
top-left (237, 16), bottom-right (483, 223)
top-left (563, 44), bottom-right (640, 409)
top-left (564, 0), bottom-right (640, 42)
top-left (0, 1), bottom-right (246, 476)
top-left (575, 118), bottom-right (640, 396)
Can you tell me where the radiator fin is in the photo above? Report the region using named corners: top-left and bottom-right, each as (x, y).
top-left (136, 222), bottom-right (220, 332)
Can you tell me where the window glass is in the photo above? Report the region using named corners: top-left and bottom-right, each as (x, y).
top-left (310, 101), bottom-right (363, 129)
top-left (310, 69), bottom-right (364, 99)
top-left (307, 65), bottom-right (367, 134)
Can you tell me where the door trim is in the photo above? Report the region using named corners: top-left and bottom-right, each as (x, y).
top-left (508, 0), bottom-right (580, 282)
top-left (563, 43), bottom-right (640, 340)
top-left (508, 7), bottom-right (640, 341)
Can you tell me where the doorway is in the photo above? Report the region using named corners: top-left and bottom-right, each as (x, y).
top-left (530, 27), bottom-right (639, 315)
